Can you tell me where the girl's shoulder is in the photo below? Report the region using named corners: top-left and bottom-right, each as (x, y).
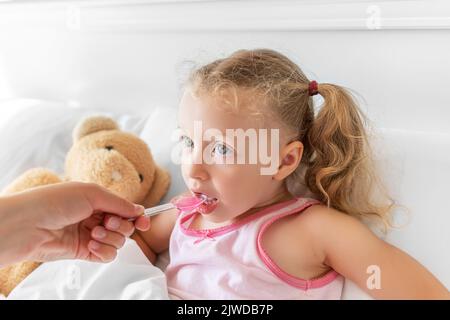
top-left (283, 202), bottom-right (366, 248)
top-left (260, 203), bottom-right (361, 279)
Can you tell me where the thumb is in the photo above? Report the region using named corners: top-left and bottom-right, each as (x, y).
top-left (84, 184), bottom-right (144, 218)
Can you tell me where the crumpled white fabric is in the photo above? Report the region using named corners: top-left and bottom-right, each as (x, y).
top-left (7, 239), bottom-right (169, 300)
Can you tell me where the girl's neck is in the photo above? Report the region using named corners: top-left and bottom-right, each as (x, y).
top-left (230, 187), bottom-right (294, 224)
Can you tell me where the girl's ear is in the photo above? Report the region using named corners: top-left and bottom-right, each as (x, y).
top-left (272, 140), bottom-right (304, 181)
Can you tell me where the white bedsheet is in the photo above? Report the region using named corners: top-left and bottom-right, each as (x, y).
top-left (6, 239), bottom-right (169, 300)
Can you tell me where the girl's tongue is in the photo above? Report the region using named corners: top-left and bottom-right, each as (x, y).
top-left (171, 193), bottom-right (219, 214)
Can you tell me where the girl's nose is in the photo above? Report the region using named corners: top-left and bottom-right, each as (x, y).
top-left (187, 162), bottom-right (209, 181)
top-left (184, 143), bottom-right (209, 181)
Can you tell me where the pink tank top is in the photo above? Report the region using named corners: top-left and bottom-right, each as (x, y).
top-left (165, 196), bottom-right (344, 299)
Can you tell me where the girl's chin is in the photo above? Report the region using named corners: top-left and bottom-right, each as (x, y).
top-left (198, 205), bottom-right (224, 220)
top-left (199, 208), bottom-right (239, 225)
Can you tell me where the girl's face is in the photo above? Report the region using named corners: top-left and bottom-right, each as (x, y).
top-left (177, 89), bottom-right (292, 224)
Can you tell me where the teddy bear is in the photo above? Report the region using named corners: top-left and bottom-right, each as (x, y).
top-left (0, 115), bottom-right (171, 297)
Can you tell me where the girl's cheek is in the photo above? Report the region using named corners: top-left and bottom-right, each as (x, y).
top-left (220, 170), bottom-right (254, 197)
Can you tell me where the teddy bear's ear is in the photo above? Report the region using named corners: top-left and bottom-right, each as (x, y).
top-left (73, 116), bottom-right (119, 142)
top-left (142, 166), bottom-right (171, 208)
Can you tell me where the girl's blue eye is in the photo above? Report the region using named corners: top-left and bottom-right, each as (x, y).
top-left (180, 135), bottom-right (194, 149)
top-left (213, 143), bottom-right (231, 156)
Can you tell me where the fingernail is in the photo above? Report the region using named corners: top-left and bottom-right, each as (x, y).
top-left (93, 227), bottom-right (106, 239)
top-left (134, 204), bottom-right (145, 214)
top-left (108, 217), bottom-right (120, 230)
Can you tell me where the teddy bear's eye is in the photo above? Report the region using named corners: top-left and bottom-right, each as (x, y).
top-left (105, 146), bottom-right (114, 151)
top-left (139, 174), bottom-right (144, 183)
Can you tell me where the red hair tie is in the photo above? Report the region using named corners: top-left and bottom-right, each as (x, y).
top-left (308, 80), bottom-right (319, 96)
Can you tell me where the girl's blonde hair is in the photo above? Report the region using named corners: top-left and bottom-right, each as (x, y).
top-left (186, 48), bottom-right (399, 232)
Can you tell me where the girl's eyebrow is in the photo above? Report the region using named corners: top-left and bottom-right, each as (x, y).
top-left (177, 124), bottom-right (230, 142)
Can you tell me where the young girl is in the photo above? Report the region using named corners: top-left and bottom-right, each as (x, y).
top-left (136, 49), bottom-right (448, 299)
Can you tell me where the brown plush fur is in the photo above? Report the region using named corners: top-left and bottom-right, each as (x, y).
top-left (0, 116), bottom-right (170, 296)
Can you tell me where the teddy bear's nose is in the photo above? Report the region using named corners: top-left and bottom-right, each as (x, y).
top-left (111, 170), bottom-right (122, 182)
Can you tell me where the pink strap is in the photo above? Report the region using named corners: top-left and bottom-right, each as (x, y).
top-left (256, 200), bottom-right (339, 290)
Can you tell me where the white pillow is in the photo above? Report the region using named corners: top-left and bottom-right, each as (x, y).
top-left (139, 106), bottom-right (186, 204)
top-left (0, 99), bottom-right (150, 192)
top-left (0, 99), bottom-right (43, 130)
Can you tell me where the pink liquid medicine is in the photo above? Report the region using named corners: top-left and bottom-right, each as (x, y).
top-left (131, 193), bottom-right (218, 221)
top-left (171, 194), bottom-right (219, 214)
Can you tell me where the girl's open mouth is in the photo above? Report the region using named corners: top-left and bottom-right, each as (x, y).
top-left (193, 192), bottom-right (219, 214)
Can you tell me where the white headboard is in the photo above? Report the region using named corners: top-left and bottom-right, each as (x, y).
top-left (0, 0), bottom-right (449, 292)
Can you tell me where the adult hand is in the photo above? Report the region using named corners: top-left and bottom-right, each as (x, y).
top-left (0, 182), bottom-right (150, 267)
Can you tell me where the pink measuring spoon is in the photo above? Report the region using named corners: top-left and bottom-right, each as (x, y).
top-left (129, 194), bottom-right (218, 221)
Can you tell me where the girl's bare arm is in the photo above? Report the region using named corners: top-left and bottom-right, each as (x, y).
top-left (300, 205), bottom-right (449, 299)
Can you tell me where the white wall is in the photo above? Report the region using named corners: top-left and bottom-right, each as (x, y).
top-left (1, 0), bottom-right (450, 132)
